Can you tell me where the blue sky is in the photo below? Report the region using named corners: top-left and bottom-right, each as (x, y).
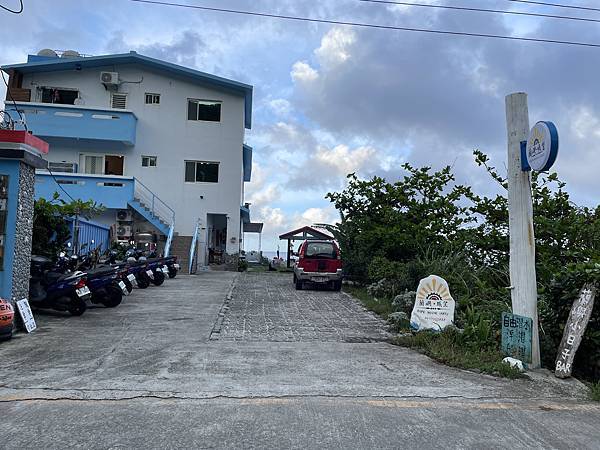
top-left (1, 0), bottom-right (600, 251)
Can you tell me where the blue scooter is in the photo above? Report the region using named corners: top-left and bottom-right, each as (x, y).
top-left (29, 255), bottom-right (91, 316)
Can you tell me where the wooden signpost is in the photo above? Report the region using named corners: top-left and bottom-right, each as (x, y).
top-left (505, 93), bottom-right (559, 369)
top-left (555, 284), bottom-right (596, 378)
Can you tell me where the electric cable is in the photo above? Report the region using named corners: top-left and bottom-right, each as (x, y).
top-left (128, 0), bottom-right (600, 48)
top-left (503, 0), bottom-right (600, 14)
top-left (0, 0), bottom-right (23, 14)
top-left (359, 0), bottom-right (600, 24)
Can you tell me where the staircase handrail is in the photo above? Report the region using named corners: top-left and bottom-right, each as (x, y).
top-left (164, 223), bottom-right (175, 257)
top-left (189, 220), bottom-right (201, 274)
top-left (133, 177), bottom-right (175, 225)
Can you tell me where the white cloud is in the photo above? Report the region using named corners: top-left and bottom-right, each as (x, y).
top-left (268, 98), bottom-right (293, 117)
top-left (291, 61), bottom-right (319, 83)
top-left (315, 27), bottom-right (356, 68)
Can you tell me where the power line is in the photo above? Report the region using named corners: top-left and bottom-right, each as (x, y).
top-left (0, 0), bottom-right (23, 14)
top-left (503, 0), bottom-right (600, 14)
top-left (128, 0), bottom-right (600, 49)
top-left (359, 0), bottom-right (600, 24)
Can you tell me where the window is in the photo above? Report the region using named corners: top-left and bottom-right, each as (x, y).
top-left (185, 161), bottom-right (219, 183)
top-left (111, 93), bottom-right (127, 109)
top-left (142, 156), bottom-right (157, 167)
top-left (41, 87), bottom-right (79, 105)
top-left (145, 93), bottom-right (160, 105)
top-left (187, 99), bottom-right (221, 122)
top-left (80, 155), bottom-right (104, 175)
top-left (305, 242), bottom-right (337, 259)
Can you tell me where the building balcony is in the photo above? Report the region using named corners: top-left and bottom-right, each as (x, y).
top-left (6, 102), bottom-right (137, 146)
top-left (35, 171), bottom-right (134, 209)
top-left (35, 171), bottom-right (175, 237)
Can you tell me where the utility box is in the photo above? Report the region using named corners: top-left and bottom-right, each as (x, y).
top-left (0, 130), bottom-right (48, 304)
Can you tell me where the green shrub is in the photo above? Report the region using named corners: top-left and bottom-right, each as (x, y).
top-left (590, 382), bottom-right (600, 402)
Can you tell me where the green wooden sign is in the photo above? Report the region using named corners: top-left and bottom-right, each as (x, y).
top-left (501, 312), bottom-right (533, 364)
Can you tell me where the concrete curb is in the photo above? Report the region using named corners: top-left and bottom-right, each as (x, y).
top-left (209, 273), bottom-right (239, 340)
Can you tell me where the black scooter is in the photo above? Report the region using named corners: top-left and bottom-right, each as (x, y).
top-left (29, 255), bottom-right (91, 316)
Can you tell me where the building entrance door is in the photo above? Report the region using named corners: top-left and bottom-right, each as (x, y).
top-left (104, 155), bottom-right (124, 175)
top-left (207, 213), bottom-right (227, 264)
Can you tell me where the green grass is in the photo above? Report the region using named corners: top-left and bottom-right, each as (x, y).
top-left (394, 330), bottom-right (524, 379)
top-left (590, 382), bottom-right (600, 402)
top-left (343, 285), bottom-right (395, 320)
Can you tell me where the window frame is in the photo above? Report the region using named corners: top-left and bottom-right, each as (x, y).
top-left (186, 98), bottom-right (222, 123)
top-left (184, 160), bottom-right (220, 183)
top-left (145, 93), bottom-right (161, 105)
top-left (141, 155), bottom-right (157, 167)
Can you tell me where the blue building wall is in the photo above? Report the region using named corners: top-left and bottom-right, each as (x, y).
top-left (0, 160), bottom-right (22, 300)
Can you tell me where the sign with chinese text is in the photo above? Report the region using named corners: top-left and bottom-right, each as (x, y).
top-left (525, 121), bottom-right (559, 172)
top-left (555, 284), bottom-right (596, 379)
top-left (410, 275), bottom-right (455, 331)
top-left (16, 298), bottom-right (36, 333)
top-left (501, 312), bottom-right (533, 364)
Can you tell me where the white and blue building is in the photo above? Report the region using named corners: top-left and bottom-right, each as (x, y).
top-left (2, 50), bottom-right (254, 268)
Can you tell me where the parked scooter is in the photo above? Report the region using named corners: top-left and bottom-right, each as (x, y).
top-left (65, 254), bottom-right (129, 308)
top-left (29, 255), bottom-right (91, 316)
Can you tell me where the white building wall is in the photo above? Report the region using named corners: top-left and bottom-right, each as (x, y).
top-left (21, 63), bottom-right (247, 254)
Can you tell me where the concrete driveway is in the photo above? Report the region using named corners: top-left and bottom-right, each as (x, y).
top-left (0, 271), bottom-right (598, 449)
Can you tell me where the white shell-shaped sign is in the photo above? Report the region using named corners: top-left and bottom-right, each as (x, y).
top-left (526, 121), bottom-right (559, 172)
top-left (410, 275), bottom-right (455, 331)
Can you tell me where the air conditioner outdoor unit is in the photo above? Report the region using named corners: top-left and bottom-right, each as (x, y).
top-left (116, 225), bottom-right (132, 237)
top-left (100, 71), bottom-right (120, 86)
top-left (116, 209), bottom-right (133, 222)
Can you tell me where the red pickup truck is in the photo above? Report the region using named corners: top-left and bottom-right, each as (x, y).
top-left (293, 240), bottom-right (343, 291)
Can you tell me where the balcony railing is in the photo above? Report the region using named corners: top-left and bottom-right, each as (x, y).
top-left (35, 171), bottom-right (134, 209)
top-left (6, 102), bottom-right (137, 145)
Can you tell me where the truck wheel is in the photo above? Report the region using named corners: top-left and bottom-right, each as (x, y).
top-left (102, 286), bottom-right (123, 308)
top-left (295, 279), bottom-right (303, 290)
top-left (333, 280), bottom-right (342, 291)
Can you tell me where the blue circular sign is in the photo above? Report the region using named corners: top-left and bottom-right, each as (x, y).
top-left (526, 121), bottom-right (559, 172)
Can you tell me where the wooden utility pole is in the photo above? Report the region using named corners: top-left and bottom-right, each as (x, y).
top-left (505, 92), bottom-right (541, 368)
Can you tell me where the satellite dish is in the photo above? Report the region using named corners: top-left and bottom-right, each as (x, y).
top-left (61, 50), bottom-right (80, 58)
top-left (37, 49), bottom-right (57, 57)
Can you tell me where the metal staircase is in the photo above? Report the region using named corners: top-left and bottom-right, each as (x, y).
top-left (128, 178), bottom-right (176, 256)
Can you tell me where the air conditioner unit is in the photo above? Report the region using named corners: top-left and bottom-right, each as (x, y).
top-left (100, 71), bottom-right (120, 86)
top-left (48, 161), bottom-right (78, 173)
top-left (116, 209), bottom-right (133, 222)
top-left (116, 225), bottom-right (132, 237)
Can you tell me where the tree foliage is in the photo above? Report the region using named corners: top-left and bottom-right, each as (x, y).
top-left (326, 151), bottom-right (600, 380)
top-left (32, 192), bottom-right (105, 258)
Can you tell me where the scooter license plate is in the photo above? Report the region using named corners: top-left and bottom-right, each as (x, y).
top-left (162, 265), bottom-right (169, 274)
top-left (174, 264), bottom-right (180, 270)
top-left (127, 274), bottom-right (136, 282)
top-left (76, 286), bottom-right (91, 297)
top-left (118, 280), bottom-right (129, 295)
top-left (146, 270), bottom-right (155, 279)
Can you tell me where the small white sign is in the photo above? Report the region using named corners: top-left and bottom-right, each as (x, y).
top-left (526, 121), bottom-right (559, 172)
top-left (16, 299), bottom-right (36, 333)
top-left (410, 275), bottom-right (456, 331)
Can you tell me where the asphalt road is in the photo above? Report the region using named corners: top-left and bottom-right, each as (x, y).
top-left (0, 271), bottom-right (597, 449)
